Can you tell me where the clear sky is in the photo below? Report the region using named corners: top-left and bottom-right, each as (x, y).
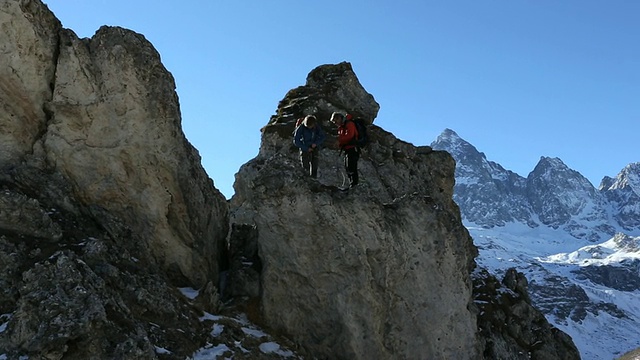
top-left (43, 1), bottom-right (639, 199)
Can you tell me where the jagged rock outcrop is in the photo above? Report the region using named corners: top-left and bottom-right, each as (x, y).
top-left (0, 1), bottom-right (228, 358)
top-left (473, 268), bottom-right (580, 360)
top-left (230, 62), bottom-right (479, 359)
top-left (1, 0), bottom-right (228, 288)
top-left (2, 2), bottom-right (580, 359)
top-left (229, 63), bottom-right (579, 359)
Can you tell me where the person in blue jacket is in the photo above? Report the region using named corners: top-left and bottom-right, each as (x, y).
top-left (293, 115), bottom-right (326, 178)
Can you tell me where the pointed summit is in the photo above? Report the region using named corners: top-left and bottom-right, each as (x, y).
top-left (431, 129), bottom-right (482, 162)
top-left (601, 162), bottom-right (640, 195)
top-left (529, 157), bottom-right (574, 181)
top-left (435, 132), bottom-right (616, 240)
top-left (436, 128), bottom-right (462, 141)
top-left (431, 129), bottom-right (533, 228)
top-left (526, 157), bottom-right (610, 238)
top-left (431, 129), bottom-right (494, 181)
top-left (600, 162), bottom-right (640, 231)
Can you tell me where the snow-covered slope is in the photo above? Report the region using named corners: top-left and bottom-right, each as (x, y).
top-left (432, 129), bottom-right (640, 359)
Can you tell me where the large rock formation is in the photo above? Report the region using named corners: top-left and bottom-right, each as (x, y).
top-left (473, 269), bottom-right (580, 360)
top-left (0, 1), bottom-right (228, 358)
top-left (1, 0), bottom-right (227, 288)
top-left (231, 63), bottom-right (479, 359)
top-left (1, 1), bottom-right (580, 359)
top-left (229, 63), bottom-right (580, 359)
top-left (229, 62), bottom-right (480, 359)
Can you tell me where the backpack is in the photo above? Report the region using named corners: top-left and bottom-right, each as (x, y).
top-left (346, 114), bottom-right (368, 148)
top-left (292, 117), bottom-right (304, 135)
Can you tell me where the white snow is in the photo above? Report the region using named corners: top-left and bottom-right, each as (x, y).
top-left (259, 342), bottom-right (294, 357)
top-left (539, 234), bottom-right (640, 266)
top-left (190, 313), bottom-right (298, 359)
top-left (178, 287), bottom-right (200, 300)
top-left (154, 346), bottom-right (172, 355)
top-left (199, 312), bottom-right (222, 322)
top-left (211, 323), bottom-right (224, 337)
top-left (469, 221), bottom-right (640, 360)
top-left (190, 344), bottom-right (231, 359)
top-left (241, 326), bottom-right (267, 338)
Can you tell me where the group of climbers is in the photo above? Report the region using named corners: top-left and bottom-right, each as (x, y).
top-left (292, 112), bottom-right (365, 189)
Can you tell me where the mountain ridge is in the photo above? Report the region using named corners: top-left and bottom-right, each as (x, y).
top-left (432, 128), bottom-right (640, 359)
top-left (432, 128), bottom-right (639, 241)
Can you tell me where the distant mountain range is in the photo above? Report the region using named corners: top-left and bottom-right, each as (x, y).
top-left (431, 129), bottom-right (640, 360)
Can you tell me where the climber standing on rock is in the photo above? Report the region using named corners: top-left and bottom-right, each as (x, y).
top-left (293, 115), bottom-right (326, 178)
top-left (331, 112), bottom-right (359, 189)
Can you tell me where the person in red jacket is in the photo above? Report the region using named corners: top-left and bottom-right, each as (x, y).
top-left (331, 112), bottom-right (359, 188)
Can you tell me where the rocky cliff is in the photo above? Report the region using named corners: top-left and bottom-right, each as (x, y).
top-left (1, 0), bottom-right (228, 288)
top-left (228, 63), bottom-right (578, 359)
top-left (1, 1), bottom-right (579, 359)
top-left (230, 62), bottom-right (479, 359)
top-left (1, 1), bottom-right (228, 358)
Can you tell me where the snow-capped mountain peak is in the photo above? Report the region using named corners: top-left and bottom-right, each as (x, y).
top-left (431, 129), bottom-right (640, 359)
top-left (431, 131), bottom-right (626, 241)
top-left (600, 162), bottom-right (640, 195)
top-left (599, 162), bottom-right (640, 231)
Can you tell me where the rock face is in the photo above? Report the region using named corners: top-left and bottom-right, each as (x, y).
top-left (0, 1), bottom-right (228, 358)
top-left (231, 63), bottom-right (479, 359)
top-left (0, 0), bottom-right (60, 164)
top-left (473, 269), bottom-right (580, 360)
top-left (229, 62), bottom-right (577, 359)
top-left (1, 0), bottom-right (228, 288)
top-left (2, 2), bottom-right (580, 359)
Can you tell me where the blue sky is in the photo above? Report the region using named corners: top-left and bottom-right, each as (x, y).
top-left (44, 1), bottom-right (639, 199)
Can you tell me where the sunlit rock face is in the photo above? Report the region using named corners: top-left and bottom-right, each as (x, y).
top-left (0, 1), bottom-right (228, 358)
top-left (1, 1), bottom-right (581, 358)
top-left (1, 0), bottom-right (228, 288)
top-left (230, 62), bottom-right (480, 359)
top-left (229, 62), bottom-right (581, 359)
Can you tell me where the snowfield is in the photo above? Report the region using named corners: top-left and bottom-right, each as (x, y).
top-left (469, 222), bottom-right (640, 360)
